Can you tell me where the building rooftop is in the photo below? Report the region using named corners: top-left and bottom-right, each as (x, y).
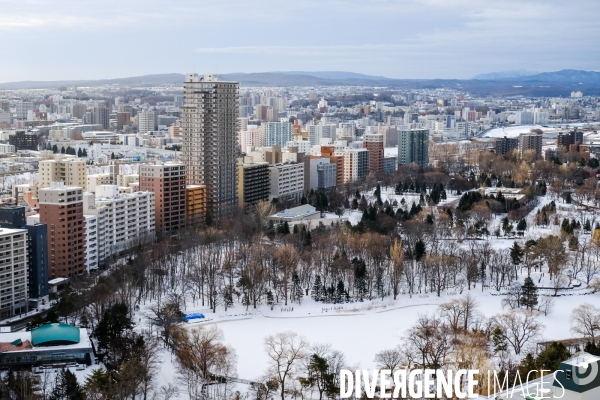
top-left (272, 204), bottom-right (318, 219)
top-left (0, 325), bottom-right (92, 354)
top-left (31, 323), bottom-right (80, 346)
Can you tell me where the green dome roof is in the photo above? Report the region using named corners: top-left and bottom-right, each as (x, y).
top-left (31, 323), bottom-right (80, 346)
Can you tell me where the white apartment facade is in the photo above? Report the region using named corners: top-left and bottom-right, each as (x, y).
top-left (15, 102), bottom-right (33, 120)
top-left (0, 144), bottom-right (15, 154)
top-left (84, 215), bottom-right (98, 271)
top-left (0, 228), bottom-right (28, 319)
top-left (138, 111), bottom-right (155, 134)
top-left (268, 162), bottom-right (304, 202)
top-left (285, 140), bottom-right (311, 154)
top-left (308, 123), bottom-right (337, 146)
top-left (83, 185), bottom-right (155, 267)
top-left (260, 122), bottom-right (292, 147)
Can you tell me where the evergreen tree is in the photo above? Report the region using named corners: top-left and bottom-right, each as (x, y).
top-left (518, 353), bottom-right (538, 378)
top-left (414, 240), bottom-right (426, 262)
top-left (374, 184), bottom-right (382, 204)
top-left (311, 276), bottom-right (323, 301)
top-left (291, 273), bottom-right (303, 305)
top-left (569, 235), bottom-right (579, 250)
top-left (536, 342), bottom-right (570, 372)
top-left (492, 327), bottom-right (508, 354)
top-left (266, 290), bottom-right (274, 308)
top-left (95, 302), bottom-right (134, 371)
top-left (517, 218), bottom-right (527, 232)
top-left (77, 148), bottom-right (82, 157)
top-left (61, 146), bottom-right (66, 154)
top-left (520, 277), bottom-right (538, 310)
top-left (304, 354), bottom-right (337, 400)
top-left (50, 369), bottom-right (85, 400)
top-left (301, 195), bottom-right (308, 205)
top-left (510, 242), bottom-right (524, 267)
top-left (82, 148), bottom-right (87, 157)
top-left (353, 258), bottom-right (368, 301)
top-left (335, 280), bottom-right (345, 304)
top-left (584, 342), bottom-right (600, 356)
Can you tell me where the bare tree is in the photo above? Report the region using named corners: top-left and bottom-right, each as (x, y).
top-left (264, 331), bottom-right (309, 400)
top-left (389, 238), bottom-right (404, 299)
top-left (374, 347), bottom-right (404, 372)
top-left (173, 326), bottom-right (238, 399)
top-left (570, 303), bottom-right (600, 344)
top-left (492, 309), bottom-right (544, 355)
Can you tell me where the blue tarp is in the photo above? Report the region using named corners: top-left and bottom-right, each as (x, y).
top-left (183, 313), bottom-right (205, 321)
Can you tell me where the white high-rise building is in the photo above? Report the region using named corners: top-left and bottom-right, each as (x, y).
top-left (0, 228), bottom-right (28, 319)
top-left (181, 73), bottom-right (239, 219)
top-left (15, 102), bottom-right (33, 120)
top-left (138, 111), bottom-right (156, 134)
top-left (515, 111), bottom-right (534, 125)
top-left (260, 121), bottom-right (292, 147)
top-left (308, 123), bottom-right (337, 146)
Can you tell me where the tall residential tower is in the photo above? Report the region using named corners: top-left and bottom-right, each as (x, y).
top-left (181, 74), bottom-right (239, 220)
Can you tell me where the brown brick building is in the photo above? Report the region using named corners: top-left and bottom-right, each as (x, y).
top-left (38, 183), bottom-right (86, 279)
top-left (363, 133), bottom-right (384, 174)
top-left (139, 162), bottom-right (186, 233)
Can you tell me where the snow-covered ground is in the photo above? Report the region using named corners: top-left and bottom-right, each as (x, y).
top-left (484, 125), bottom-right (555, 138)
top-left (71, 191), bottom-right (600, 397)
top-left (169, 288), bottom-right (597, 382)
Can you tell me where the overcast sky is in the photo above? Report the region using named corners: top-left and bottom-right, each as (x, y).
top-left (1, 0), bottom-right (599, 82)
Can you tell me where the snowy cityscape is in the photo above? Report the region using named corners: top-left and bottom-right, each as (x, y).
top-left (1, 0), bottom-right (600, 399)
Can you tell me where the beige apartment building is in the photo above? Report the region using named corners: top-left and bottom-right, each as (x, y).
top-left (39, 157), bottom-right (88, 191)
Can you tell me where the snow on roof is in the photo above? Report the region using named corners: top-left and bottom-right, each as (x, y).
top-left (272, 204), bottom-right (318, 218)
top-left (0, 327), bottom-right (92, 353)
top-left (563, 353), bottom-right (600, 367)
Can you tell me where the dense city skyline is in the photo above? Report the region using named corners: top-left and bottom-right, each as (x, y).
top-left (1, 0), bottom-right (599, 82)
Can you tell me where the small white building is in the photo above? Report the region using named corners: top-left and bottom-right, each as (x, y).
top-left (268, 204), bottom-right (320, 223)
top-left (0, 144), bottom-right (16, 154)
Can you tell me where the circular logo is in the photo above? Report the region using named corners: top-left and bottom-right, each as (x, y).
top-left (574, 362), bottom-right (599, 387)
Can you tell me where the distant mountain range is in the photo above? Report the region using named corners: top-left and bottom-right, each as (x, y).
top-left (1, 70), bottom-right (599, 96)
top-left (472, 69), bottom-right (540, 80)
top-left (472, 69), bottom-right (600, 83)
